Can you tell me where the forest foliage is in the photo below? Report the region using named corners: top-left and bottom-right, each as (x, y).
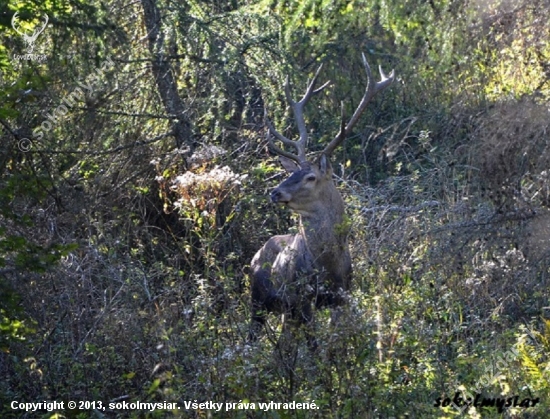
top-left (1, 0), bottom-right (550, 417)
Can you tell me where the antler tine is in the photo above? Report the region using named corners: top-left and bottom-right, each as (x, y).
top-left (265, 111), bottom-right (302, 164)
top-left (287, 64), bottom-right (330, 162)
top-left (32, 14), bottom-right (48, 39)
top-left (266, 131), bottom-right (303, 163)
top-left (11, 12), bottom-right (25, 37)
top-left (267, 64), bottom-right (330, 164)
top-left (322, 53), bottom-right (395, 157)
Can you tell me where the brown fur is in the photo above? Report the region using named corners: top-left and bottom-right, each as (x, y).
top-left (248, 155), bottom-right (351, 343)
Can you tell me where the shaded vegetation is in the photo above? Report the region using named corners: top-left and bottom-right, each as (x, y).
top-left (1, 0), bottom-right (550, 417)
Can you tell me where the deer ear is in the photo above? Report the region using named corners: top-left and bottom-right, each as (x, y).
top-left (318, 153), bottom-right (332, 176)
top-left (279, 156), bottom-right (300, 173)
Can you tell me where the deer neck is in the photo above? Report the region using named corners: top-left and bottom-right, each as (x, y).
top-left (297, 186), bottom-right (347, 260)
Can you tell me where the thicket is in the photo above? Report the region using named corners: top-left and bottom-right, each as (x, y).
top-left (1, 0), bottom-right (549, 417)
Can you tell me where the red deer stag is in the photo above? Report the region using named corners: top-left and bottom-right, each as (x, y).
top-left (249, 54), bottom-right (394, 345)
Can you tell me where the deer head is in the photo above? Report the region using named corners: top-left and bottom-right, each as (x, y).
top-left (12, 11), bottom-right (49, 53)
top-left (270, 155), bottom-right (334, 215)
top-left (266, 53), bottom-right (395, 212)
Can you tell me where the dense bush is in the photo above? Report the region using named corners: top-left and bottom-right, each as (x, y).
top-left (1, 0), bottom-right (549, 417)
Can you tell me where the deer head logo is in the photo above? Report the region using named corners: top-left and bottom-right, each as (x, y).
top-left (11, 11), bottom-right (49, 53)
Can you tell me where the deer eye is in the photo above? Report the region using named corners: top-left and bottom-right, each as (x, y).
top-left (305, 175), bottom-right (316, 182)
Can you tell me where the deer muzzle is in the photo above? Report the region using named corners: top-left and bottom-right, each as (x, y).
top-left (270, 188), bottom-right (291, 204)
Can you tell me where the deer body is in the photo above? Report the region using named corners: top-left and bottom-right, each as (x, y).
top-left (250, 159), bottom-right (351, 334)
top-left (272, 159), bottom-right (352, 305)
top-left (249, 55), bottom-right (394, 343)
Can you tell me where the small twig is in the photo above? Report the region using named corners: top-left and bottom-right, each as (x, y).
top-left (34, 311), bottom-right (68, 356)
top-left (73, 284), bottom-right (124, 359)
top-left (361, 200), bottom-right (441, 214)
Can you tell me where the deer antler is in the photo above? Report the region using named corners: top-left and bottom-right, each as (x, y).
top-left (11, 12), bottom-right (49, 52)
top-left (322, 53), bottom-right (395, 157)
top-left (11, 13), bottom-right (24, 37)
top-left (266, 64), bottom-right (330, 164)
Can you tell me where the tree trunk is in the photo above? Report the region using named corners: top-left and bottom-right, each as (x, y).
top-left (140, 0), bottom-right (193, 156)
